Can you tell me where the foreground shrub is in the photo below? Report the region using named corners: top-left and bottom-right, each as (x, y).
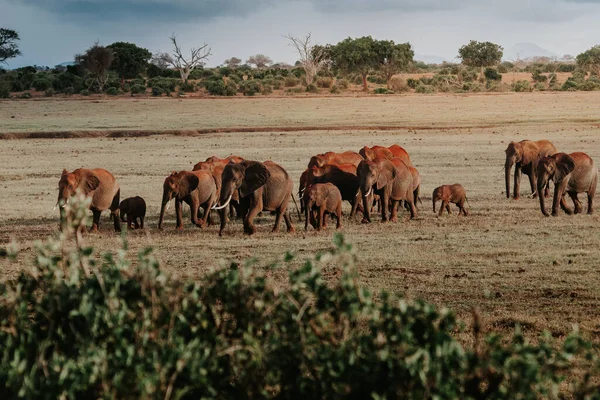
top-left (130, 84), bottom-right (146, 95)
top-left (415, 84), bottom-right (435, 93)
top-left (336, 78), bottom-right (349, 89)
top-left (284, 76), bottom-right (299, 87)
top-left (1, 197), bottom-right (599, 399)
top-left (316, 77), bottom-right (333, 88)
top-left (484, 67), bottom-right (502, 81)
top-left (105, 87), bottom-right (119, 96)
top-left (32, 77), bottom-right (52, 91)
top-left (0, 81), bottom-right (10, 98)
top-left (305, 83), bottom-right (318, 93)
top-left (389, 76), bottom-right (409, 92)
top-left (512, 80), bottom-right (532, 92)
top-left (239, 79), bottom-right (262, 96)
top-left (373, 87), bottom-right (394, 94)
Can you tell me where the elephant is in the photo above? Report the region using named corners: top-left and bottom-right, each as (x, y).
top-left (57, 168), bottom-right (121, 232)
top-left (308, 151), bottom-right (363, 169)
top-left (303, 183), bottom-right (343, 231)
top-left (359, 145), bottom-right (413, 166)
top-left (537, 152), bottom-right (597, 216)
top-left (432, 184), bottom-right (469, 216)
top-left (193, 155), bottom-right (244, 220)
top-left (214, 160), bottom-right (295, 236)
top-left (307, 163), bottom-right (363, 217)
top-left (298, 169), bottom-right (309, 214)
top-left (119, 196), bottom-right (146, 229)
top-left (158, 170), bottom-right (217, 230)
top-left (505, 140), bottom-right (557, 199)
top-left (357, 158), bottom-right (416, 223)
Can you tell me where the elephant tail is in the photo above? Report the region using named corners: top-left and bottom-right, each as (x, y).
top-left (291, 193), bottom-right (302, 221)
top-left (465, 196), bottom-right (471, 208)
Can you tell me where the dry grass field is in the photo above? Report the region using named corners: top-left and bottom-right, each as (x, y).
top-left (2, 92), bottom-right (600, 343)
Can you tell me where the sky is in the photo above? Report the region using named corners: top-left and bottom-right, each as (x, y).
top-left (1, 0), bottom-right (600, 69)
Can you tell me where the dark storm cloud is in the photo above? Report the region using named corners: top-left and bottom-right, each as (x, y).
top-left (310, 0), bottom-right (467, 13)
top-left (12, 0), bottom-right (272, 21)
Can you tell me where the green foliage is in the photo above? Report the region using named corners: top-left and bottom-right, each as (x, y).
top-left (284, 76), bottom-right (299, 87)
top-left (367, 73), bottom-right (386, 84)
top-left (532, 70), bottom-right (548, 82)
top-left (576, 45), bottom-right (600, 76)
top-left (316, 76), bottom-right (333, 88)
top-left (458, 41), bottom-right (504, 70)
top-left (53, 72), bottom-right (83, 93)
top-left (32, 77), bottom-right (52, 91)
top-left (329, 85), bottom-right (340, 94)
top-left (534, 82), bottom-right (547, 91)
top-left (512, 80), bottom-right (532, 92)
top-left (415, 84), bottom-right (435, 94)
top-left (44, 88), bottom-right (54, 97)
top-left (151, 86), bottom-right (164, 96)
top-left (2, 197), bottom-right (599, 399)
top-left (0, 81), bottom-right (10, 98)
top-left (462, 82), bottom-right (483, 92)
top-left (105, 86), bottom-right (119, 96)
top-left (79, 89), bottom-right (90, 96)
top-left (239, 79), bottom-right (262, 96)
top-left (130, 84), bottom-right (146, 95)
top-left (373, 87), bottom-right (394, 94)
top-left (305, 83), bottom-right (318, 93)
top-left (18, 91), bottom-right (32, 98)
top-left (460, 68), bottom-right (479, 82)
top-left (107, 42), bottom-right (152, 82)
top-left (180, 81), bottom-right (196, 92)
top-left (406, 78), bottom-right (420, 89)
top-left (336, 78), bottom-right (349, 89)
top-left (285, 87), bottom-right (304, 94)
top-left (0, 28), bottom-right (21, 64)
top-left (484, 67), bottom-right (502, 81)
top-left (147, 77), bottom-right (176, 95)
top-left (261, 85), bottom-right (273, 95)
top-left (558, 63), bottom-right (576, 73)
top-left (580, 77), bottom-right (600, 91)
top-left (373, 40), bottom-right (414, 83)
top-left (561, 78), bottom-right (579, 91)
top-left (329, 36), bottom-right (379, 89)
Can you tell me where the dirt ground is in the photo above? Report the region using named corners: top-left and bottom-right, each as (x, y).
top-left (1, 92), bottom-right (600, 342)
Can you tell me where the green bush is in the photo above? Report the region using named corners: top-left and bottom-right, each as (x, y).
top-left (63, 86), bottom-right (75, 96)
top-left (367, 74), bottom-right (386, 84)
top-left (285, 87), bottom-right (304, 94)
top-left (239, 79), bottom-right (262, 96)
top-left (151, 86), bottom-right (164, 96)
top-left (484, 67), bottom-right (502, 81)
top-left (44, 88), bottom-right (55, 97)
top-left (316, 77), bottom-right (333, 88)
top-left (79, 89), bottom-right (90, 96)
top-left (305, 83), bottom-right (318, 93)
top-left (580, 78), bottom-right (600, 91)
top-left (534, 82), bottom-right (547, 91)
top-left (512, 80), bottom-right (531, 92)
top-left (19, 92), bottom-right (32, 99)
top-left (373, 87), bottom-right (394, 94)
top-left (558, 64), bottom-right (576, 73)
top-left (415, 84), bottom-right (435, 93)
top-left (561, 78), bottom-right (579, 91)
top-left (32, 77), bottom-right (52, 91)
top-left (330, 85), bottom-right (340, 94)
top-left (406, 78), bottom-right (420, 89)
top-left (1, 197), bottom-right (599, 399)
top-left (105, 87), bottom-right (119, 96)
top-left (459, 69), bottom-right (479, 82)
top-left (180, 81), bottom-right (196, 92)
top-left (462, 82), bottom-right (482, 92)
top-left (204, 77), bottom-right (237, 96)
top-left (261, 85), bottom-right (273, 95)
top-left (130, 84), bottom-right (146, 95)
top-left (53, 72), bottom-right (83, 93)
top-left (532, 70), bottom-right (548, 83)
top-left (0, 82), bottom-right (11, 98)
top-left (336, 78), bottom-right (349, 89)
top-left (284, 76), bottom-right (299, 87)
top-left (389, 76), bottom-right (409, 92)
top-left (147, 77), bottom-right (177, 93)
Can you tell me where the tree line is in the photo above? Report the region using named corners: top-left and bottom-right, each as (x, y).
top-left (2, 27), bottom-right (600, 98)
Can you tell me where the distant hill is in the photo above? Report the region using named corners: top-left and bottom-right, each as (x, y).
top-left (504, 43), bottom-right (558, 61)
top-left (414, 54), bottom-right (450, 65)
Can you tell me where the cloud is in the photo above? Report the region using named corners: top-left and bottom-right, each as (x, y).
top-left (11, 0), bottom-right (273, 21)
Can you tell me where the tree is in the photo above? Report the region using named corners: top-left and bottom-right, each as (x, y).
top-left (284, 33), bottom-right (327, 86)
top-left (157, 34), bottom-right (211, 83)
top-left (374, 40), bottom-right (414, 89)
top-left (246, 54), bottom-right (272, 69)
top-left (75, 42), bottom-right (114, 92)
top-left (224, 57), bottom-right (242, 68)
top-left (107, 42), bottom-right (152, 88)
top-left (330, 36), bottom-right (379, 91)
top-left (457, 40), bottom-right (503, 80)
top-left (576, 45), bottom-right (600, 76)
top-left (0, 28), bottom-right (21, 64)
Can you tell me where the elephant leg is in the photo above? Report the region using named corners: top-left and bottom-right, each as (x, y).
top-left (90, 208), bottom-right (101, 232)
top-left (175, 200), bottom-right (184, 230)
top-left (318, 206), bottom-right (326, 231)
top-left (189, 198), bottom-right (203, 228)
top-left (283, 211), bottom-right (295, 232)
top-left (588, 191), bottom-right (595, 215)
top-left (201, 199), bottom-right (214, 227)
top-left (380, 195), bottom-right (389, 223)
top-left (134, 218), bottom-right (140, 229)
top-left (568, 191), bottom-right (583, 214)
top-left (336, 204), bottom-right (342, 229)
top-left (272, 208), bottom-right (284, 233)
top-left (389, 200), bottom-right (399, 222)
top-left (544, 181), bottom-right (551, 198)
top-left (528, 170), bottom-right (537, 198)
top-left (109, 189), bottom-right (121, 232)
top-left (407, 198), bottom-right (417, 220)
top-left (139, 217), bottom-right (144, 229)
top-left (513, 165), bottom-right (521, 200)
top-left (560, 195), bottom-right (574, 215)
top-left (127, 214), bottom-right (134, 230)
top-left (244, 198), bottom-right (262, 235)
top-left (438, 201), bottom-right (447, 217)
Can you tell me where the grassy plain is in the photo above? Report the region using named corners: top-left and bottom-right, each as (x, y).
top-left (2, 92), bottom-right (600, 342)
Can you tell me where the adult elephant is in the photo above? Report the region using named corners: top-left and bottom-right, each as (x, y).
top-left (299, 169), bottom-right (309, 214)
top-left (357, 158), bottom-right (416, 223)
top-left (57, 168), bottom-right (121, 232)
top-left (505, 140), bottom-right (557, 199)
top-left (307, 163), bottom-right (363, 217)
top-left (214, 160), bottom-right (295, 236)
top-left (193, 155), bottom-right (244, 219)
top-left (537, 152), bottom-right (597, 216)
top-left (307, 151), bottom-right (363, 169)
top-left (360, 145), bottom-right (413, 166)
top-left (158, 170), bottom-right (217, 230)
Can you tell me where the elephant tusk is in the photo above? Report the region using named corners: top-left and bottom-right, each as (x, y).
top-left (528, 190), bottom-right (537, 199)
top-left (166, 201), bottom-right (171, 211)
top-left (212, 193), bottom-right (232, 210)
top-left (365, 187), bottom-right (372, 197)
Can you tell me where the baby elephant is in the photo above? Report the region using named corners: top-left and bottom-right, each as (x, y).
top-left (119, 196), bottom-right (146, 229)
top-left (432, 184), bottom-right (470, 216)
top-left (303, 183), bottom-right (343, 231)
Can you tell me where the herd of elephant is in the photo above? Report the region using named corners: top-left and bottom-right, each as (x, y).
top-left (55, 140), bottom-right (597, 236)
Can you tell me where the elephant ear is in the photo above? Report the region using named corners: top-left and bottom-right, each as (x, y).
top-left (556, 153), bottom-right (576, 178)
top-left (240, 161), bottom-right (270, 198)
top-left (82, 171), bottom-right (100, 194)
top-left (376, 160), bottom-right (396, 190)
top-left (179, 172), bottom-right (200, 197)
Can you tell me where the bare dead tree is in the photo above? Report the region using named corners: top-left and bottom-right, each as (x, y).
top-left (509, 51), bottom-right (525, 85)
top-left (284, 33), bottom-right (326, 86)
top-left (158, 34), bottom-right (211, 83)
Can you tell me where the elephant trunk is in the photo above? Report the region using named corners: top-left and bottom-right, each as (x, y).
top-left (505, 159), bottom-right (513, 199)
top-left (362, 192), bottom-right (371, 223)
top-left (537, 175), bottom-right (549, 216)
top-left (158, 191), bottom-right (170, 229)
